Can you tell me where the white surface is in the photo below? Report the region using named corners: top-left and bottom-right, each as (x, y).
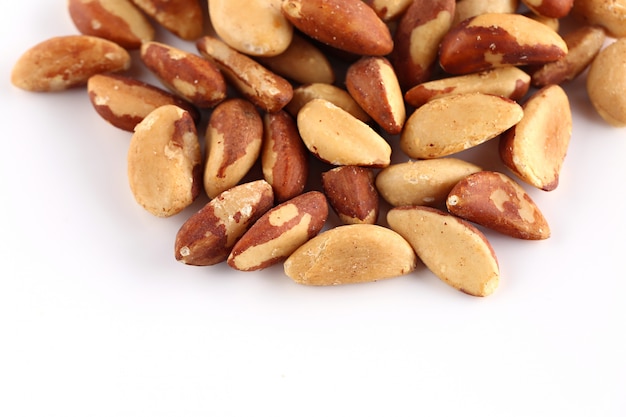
top-left (1, 2), bottom-right (625, 416)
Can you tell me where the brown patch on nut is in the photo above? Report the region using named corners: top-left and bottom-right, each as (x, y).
top-left (520, 0), bottom-right (574, 18)
top-left (322, 166), bottom-right (379, 225)
top-left (131, 0), bottom-right (203, 40)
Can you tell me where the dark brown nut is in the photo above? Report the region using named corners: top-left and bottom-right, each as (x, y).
top-left (321, 166), bottom-right (379, 225)
top-left (174, 180), bottom-right (275, 266)
top-left (346, 56), bottom-right (405, 135)
top-left (87, 74), bottom-right (200, 132)
top-left (262, 111), bottom-right (309, 203)
top-left (453, 0), bottom-right (519, 26)
top-left (68, 0), bottom-right (154, 49)
top-left (204, 98), bottom-right (263, 199)
top-left (363, 0), bottom-right (413, 21)
top-left (520, 0), bottom-right (573, 18)
top-left (140, 41), bottom-right (227, 109)
top-left (404, 66), bottom-right (531, 108)
top-left (571, 0), bottom-right (626, 38)
top-left (447, 171), bottom-right (551, 240)
top-left (196, 35), bottom-right (293, 113)
top-left (127, 105), bottom-right (202, 217)
top-left (131, 0), bottom-right (203, 40)
top-left (285, 83), bottom-right (370, 122)
top-left (586, 38), bottom-right (626, 127)
top-left (500, 84), bottom-right (572, 191)
top-left (11, 35), bottom-right (130, 92)
top-left (280, 0), bottom-right (393, 56)
top-left (438, 13), bottom-right (568, 75)
top-left (227, 191), bottom-right (329, 271)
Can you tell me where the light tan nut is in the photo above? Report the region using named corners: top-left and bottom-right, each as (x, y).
top-left (209, 0), bottom-right (293, 57)
top-left (204, 98), bottom-right (263, 199)
top-left (284, 224), bottom-right (417, 285)
top-left (256, 33), bottom-right (335, 85)
top-left (571, 0), bottom-right (626, 38)
top-left (500, 84), bottom-right (572, 191)
top-left (387, 206), bottom-right (499, 297)
top-left (391, 0), bottom-right (455, 89)
top-left (376, 158), bottom-right (482, 208)
top-left (285, 83), bottom-right (370, 122)
top-left (321, 166), bottom-right (379, 225)
top-left (586, 38), bottom-right (626, 127)
top-left (346, 56), bottom-right (406, 135)
top-left (68, 0), bottom-right (154, 49)
top-left (127, 105), bottom-right (202, 217)
top-left (174, 180), bottom-right (275, 266)
top-left (453, 0), bottom-right (519, 26)
top-left (140, 41), bottom-right (227, 109)
top-left (447, 171), bottom-right (550, 240)
top-left (404, 66), bottom-right (531, 109)
top-left (87, 73), bottom-right (200, 132)
top-left (363, 0), bottom-right (413, 21)
top-left (439, 13), bottom-right (568, 75)
top-left (531, 25), bottom-right (606, 87)
top-left (227, 191), bottom-right (328, 271)
top-left (297, 99), bottom-right (392, 167)
top-left (262, 111), bottom-right (309, 203)
top-left (400, 92), bottom-right (524, 159)
top-left (520, 0), bottom-right (573, 18)
top-left (196, 35), bottom-right (293, 113)
top-left (131, 0), bottom-right (203, 40)
top-left (11, 35), bottom-right (130, 92)
top-left (523, 10), bottom-right (560, 31)
top-left (280, 0), bottom-right (393, 56)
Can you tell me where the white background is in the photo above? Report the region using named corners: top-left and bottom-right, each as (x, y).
top-left (1, 2), bottom-right (625, 416)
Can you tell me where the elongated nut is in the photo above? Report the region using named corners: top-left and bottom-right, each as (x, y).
top-left (586, 38), bottom-right (626, 127)
top-left (322, 166), bottom-right (379, 225)
top-left (387, 206), bottom-right (499, 297)
top-left (131, 0), bottom-right (203, 40)
top-left (204, 98), bottom-right (263, 199)
top-left (227, 191), bottom-right (328, 271)
top-left (175, 180), bottom-right (275, 266)
top-left (127, 105), bottom-right (202, 217)
top-left (284, 224), bottom-right (417, 285)
top-left (11, 35), bottom-right (130, 92)
top-left (285, 83), bottom-right (370, 122)
top-left (520, 0), bottom-right (573, 18)
top-left (376, 158), bottom-right (482, 208)
top-left (401, 92), bottom-right (524, 159)
top-left (297, 99), bottom-right (392, 167)
top-left (500, 84), bottom-right (572, 191)
top-left (447, 171), bottom-right (550, 240)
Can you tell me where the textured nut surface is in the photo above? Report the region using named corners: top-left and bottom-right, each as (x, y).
top-left (322, 166), bottom-right (379, 225)
top-left (387, 206), bottom-right (499, 297)
top-left (11, 35), bottom-right (130, 92)
top-left (286, 83), bottom-right (370, 122)
top-left (297, 99), bottom-right (392, 167)
top-left (174, 180), bottom-right (275, 266)
top-left (500, 84), bottom-right (572, 191)
top-left (131, 0), bottom-right (203, 40)
top-left (447, 171), bottom-right (550, 240)
top-left (401, 92), bottom-right (524, 159)
top-left (227, 191), bottom-right (328, 271)
top-left (284, 224), bottom-right (417, 285)
top-left (586, 38), bottom-right (626, 127)
top-left (127, 105), bottom-right (202, 217)
top-left (376, 158), bottom-right (482, 208)
top-left (572, 0), bottom-right (626, 38)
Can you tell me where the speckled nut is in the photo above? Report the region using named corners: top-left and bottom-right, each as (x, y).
top-left (453, 0), bottom-right (519, 26)
top-left (363, 0), bottom-right (413, 21)
top-left (284, 224), bottom-right (417, 285)
top-left (447, 171), bottom-right (551, 240)
top-left (571, 0), bottom-right (626, 38)
top-left (500, 84), bottom-right (572, 191)
top-left (127, 105), bottom-right (202, 217)
top-left (400, 92), bottom-right (523, 159)
top-left (11, 35), bottom-right (130, 92)
top-left (387, 206), bottom-right (499, 297)
top-left (174, 180), bottom-right (275, 266)
top-left (586, 38), bottom-right (626, 127)
top-left (322, 166), bottom-right (379, 225)
top-left (285, 83), bottom-right (370, 122)
top-left (520, 0), bottom-right (573, 18)
top-left (131, 0), bottom-right (203, 40)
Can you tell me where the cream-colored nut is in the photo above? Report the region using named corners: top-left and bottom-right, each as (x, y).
top-left (453, 0), bottom-right (519, 26)
top-left (376, 158), bottom-right (482, 208)
top-left (387, 206), bottom-right (499, 297)
top-left (500, 84), bottom-right (572, 191)
top-left (285, 83), bottom-right (370, 122)
top-left (127, 105), bottom-right (202, 217)
top-left (322, 166), bottom-right (379, 225)
top-left (447, 171), bottom-right (551, 240)
top-left (520, 0), bottom-right (573, 18)
top-left (586, 38), bottom-right (626, 127)
top-left (174, 180), bottom-right (275, 266)
top-left (131, 0), bottom-right (203, 40)
top-left (227, 191), bottom-right (329, 271)
top-left (363, 0), bottom-right (413, 21)
top-left (571, 0), bottom-right (626, 38)
top-left (297, 99), bottom-right (392, 167)
top-left (11, 35), bottom-right (130, 92)
top-left (284, 224), bottom-right (417, 285)
top-left (523, 10), bottom-right (560, 32)
top-left (400, 92), bottom-right (523, 159)
top-left (204, 99), bottom-right (263, 199)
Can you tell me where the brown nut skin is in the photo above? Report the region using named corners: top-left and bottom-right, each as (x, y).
top-left (227, 191), bottom-right (329, 272)
top-left (520, 0), bottom-right (573, 18)
top-left (174, 180), bottom-right (275, 266)
top-left (571, 0), bottom-right (626, 38)
top-left (87, 74), bottom-right (200, 132)
top-left (131, 0), bottom-right (203, 40)
top-left (68, 0), bottom-right (154, 49)
top-left (321, 166), bottom-right (379, 225)
top-left (447, 171), bottom-right (551, 240)
top-left (586, 38), bottom-right (626, 127)
top-left (281, 0), bottom-right (393, 56)
top-left (363, 0), bottom-right (413, 21)
top-left (11, 35), bottom-right (130, 92)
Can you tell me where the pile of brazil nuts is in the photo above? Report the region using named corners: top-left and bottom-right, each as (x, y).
top-left (11, 0), bottom-right (626, 297)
